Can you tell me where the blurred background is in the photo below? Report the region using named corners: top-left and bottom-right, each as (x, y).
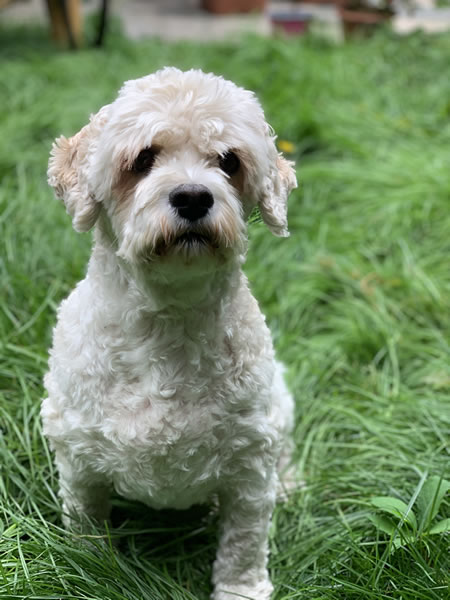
top-left (0, 2), bottom-right (449, 600)
top-left (2, 0), bottom-right (450, 43)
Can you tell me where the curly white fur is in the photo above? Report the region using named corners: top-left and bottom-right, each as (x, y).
top-left (42, 67), bottom-right (297, 600)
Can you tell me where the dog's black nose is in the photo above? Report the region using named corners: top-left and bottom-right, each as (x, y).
top-left (169, 184), bottom-right (214, 222)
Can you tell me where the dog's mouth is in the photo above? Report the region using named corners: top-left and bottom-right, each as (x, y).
top-left (153, 228), bottom-right (220, 257)
top-left (173, 231), bottom-right (212, 247)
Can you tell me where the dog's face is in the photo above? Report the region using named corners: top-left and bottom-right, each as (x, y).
top-left (48, 68), bottom-right (296, 273)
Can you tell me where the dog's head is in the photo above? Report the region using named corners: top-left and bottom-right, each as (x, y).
top-left (48, 68), bottom-right (297, 271)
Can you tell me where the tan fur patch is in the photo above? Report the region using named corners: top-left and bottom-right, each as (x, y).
top-left (227, 149), bottom-right (247, 196)
top-left (112, 169), bottom-right (140, 207)
top-left (276, 155), bottom-right (297, 192)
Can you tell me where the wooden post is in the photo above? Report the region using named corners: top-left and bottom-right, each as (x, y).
top-left (46, 0), bottom-right (82, 48)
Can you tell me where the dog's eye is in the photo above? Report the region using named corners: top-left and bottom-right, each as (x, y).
top-left (219, 151), bottom-right (240, 177)
top-left (131, 148), bottom-right (158, 174)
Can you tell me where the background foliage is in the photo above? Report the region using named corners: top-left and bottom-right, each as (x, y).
top-left (0, 24), bottom-right (449, 600)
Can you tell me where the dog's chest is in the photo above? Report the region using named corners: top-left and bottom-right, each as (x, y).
top-left (46, 284), bottom-right (275, 509)
top-left (83, 321), bottom-right (260, 507)
top-left (102, 321), bottom-right (233, 427)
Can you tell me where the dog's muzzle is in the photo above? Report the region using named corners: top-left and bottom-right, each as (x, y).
top-left (169, 184), bottom-right (214, 222)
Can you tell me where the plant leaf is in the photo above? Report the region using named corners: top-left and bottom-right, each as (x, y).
top-left (370, 496), bottom-right (417, 530)
top-left (416, 476), bottom-right (450, 530)
top-left (429, 518), bottom-right (450, 535)
top-left (368, 514), bottom-right (397, 535)
top-left (392, 536), bottom-right (404, 550)
top-left (248, 206), bottom-right (263, 225)
top-left (2, 523), bottom-right (17, 538)
top-left (391, 530), bottom-right (416, 550)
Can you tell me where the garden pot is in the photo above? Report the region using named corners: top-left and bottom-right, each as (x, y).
top-left (202, 0), bottom-right (266, 14)
top-left (339, 7), bottom-right (393, 35)
top-left (271, 12), bottom-right (312, 35)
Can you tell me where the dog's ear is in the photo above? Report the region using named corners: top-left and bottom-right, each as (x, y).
top-left (258, 152), bottom-right (297, 238)
top-left (48, 107), bottom-right (108, 232)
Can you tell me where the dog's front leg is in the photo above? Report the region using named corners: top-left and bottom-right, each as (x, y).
top-left (212, 474), bottom-right (277, 600)
top-left (54, 448), bottom-right (111, 531)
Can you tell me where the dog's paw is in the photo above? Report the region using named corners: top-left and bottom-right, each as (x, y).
top-left (212, 579), bottom-right (273, 600)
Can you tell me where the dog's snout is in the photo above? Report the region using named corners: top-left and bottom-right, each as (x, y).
top-left (169, 184), bottom-right (214, 222)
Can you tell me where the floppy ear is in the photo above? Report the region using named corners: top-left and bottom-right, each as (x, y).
top-left (48, 107), bottom-right (108, 232)
top-left (259, 153), bottom-right (297, 238)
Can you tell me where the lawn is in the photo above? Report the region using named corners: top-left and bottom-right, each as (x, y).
top-left (0, 22), bottom-right (449, 600)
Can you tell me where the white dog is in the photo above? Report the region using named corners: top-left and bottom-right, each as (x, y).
top-left (41, 67), bottom-right (297, 600)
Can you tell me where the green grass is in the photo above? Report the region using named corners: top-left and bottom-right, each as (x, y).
top-left (0, 23), bottom-right (449, 600)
